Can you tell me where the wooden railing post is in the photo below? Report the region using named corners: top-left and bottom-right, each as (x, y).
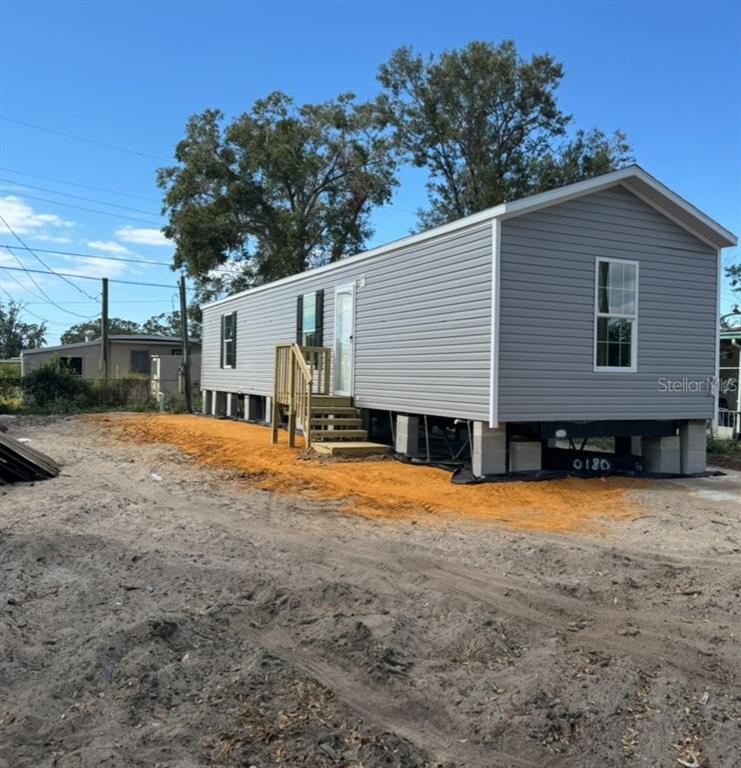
top-left (287, 354), bottom-right (296, 447)
top-left (272, 343), bottom-right (331, 451)
top-left (271, 347), bottom-right (280, 444)
top-left (306, 380), bottom-right (312, 450)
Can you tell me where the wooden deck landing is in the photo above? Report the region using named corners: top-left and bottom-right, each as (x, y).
top-left (312, 441), bottom-right (391, 458)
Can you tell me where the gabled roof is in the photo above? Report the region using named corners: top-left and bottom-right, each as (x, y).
top-left (203, 165), bottom-right (736, 310)
top-left (22, 335), bottom-right (201, 356)
top-left (493, 165), bottom-right (737, 248)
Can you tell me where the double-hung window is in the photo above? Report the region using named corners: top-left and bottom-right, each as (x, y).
top-left (221, 312), bottom-right (236, 368)
top-left (594, 258), bottom-right (638, 371)
top-left (296, 290), bottom-right (324, 347)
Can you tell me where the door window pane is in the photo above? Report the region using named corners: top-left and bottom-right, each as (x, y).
top-left (302, 293), bottom-right (316, 346)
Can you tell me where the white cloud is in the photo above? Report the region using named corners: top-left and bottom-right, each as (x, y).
top-left (0, 196), bottom-right (75, 235)
top-left (87, 239), bottom-right (131, 255)
top-left (61, 255), bottom-right (128, 279)
top-left (32, 233), bottom-right (73, 244)
top-left (115, 226), bottom-right (170, 247)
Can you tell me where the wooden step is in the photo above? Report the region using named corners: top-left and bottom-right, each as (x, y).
top-left (311, 395), bottom-right (353, 408)
top-left (313, 441), bottom-right (391, 458)
top-left (310, 417), bottom-right (362, 428)
top-left (310, 406), bottom-right (359, 416)
top-left (311, 429), bottom-right (368, 441)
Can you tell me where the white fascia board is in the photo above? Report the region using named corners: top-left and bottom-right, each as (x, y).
top-left (203, 165), bottom-right (736, 312)
top-left (201, 209), bottom-right (500, 311)
top-left (497, 165), bottom-right (737, 248)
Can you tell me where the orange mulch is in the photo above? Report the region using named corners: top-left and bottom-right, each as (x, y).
top-left (88, 413), bottom-right (645, 534)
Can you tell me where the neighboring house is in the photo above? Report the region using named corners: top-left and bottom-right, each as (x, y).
top-left (718, 328), bottom-right (741, 438)
top-left (21, 335), bottom-right (202, 395)
top-left (199, 165), bottom-right (736, 475)
top-left (0, 357), bottom-right (21, 369)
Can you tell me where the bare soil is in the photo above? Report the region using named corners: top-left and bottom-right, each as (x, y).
top-left (1, 414), bottom-right (740, 768)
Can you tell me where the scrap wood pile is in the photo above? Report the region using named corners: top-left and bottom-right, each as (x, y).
top-left (0, 433), bottom-right (60, 484)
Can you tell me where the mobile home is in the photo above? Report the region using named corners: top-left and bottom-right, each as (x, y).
top-left (22, 335), bottom-right (202, 395)
top-left (199, 166), bottom-right (736, 476)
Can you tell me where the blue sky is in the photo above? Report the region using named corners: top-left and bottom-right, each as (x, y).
top-left (1, 0), bottom-right (740, 343)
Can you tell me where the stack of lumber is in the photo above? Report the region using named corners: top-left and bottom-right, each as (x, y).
top-left (0, 433), bottom-right (60, 484)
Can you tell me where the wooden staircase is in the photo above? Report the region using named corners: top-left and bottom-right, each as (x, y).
top-left (272, 345), bottom-right (389, 458)
top-left (309, 396), bottom-right (389, 457)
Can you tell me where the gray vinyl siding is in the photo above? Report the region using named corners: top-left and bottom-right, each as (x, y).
top-left (201, 221), bottom-right (493, 420)
top-left (498, 185), bottom-right (718, 422)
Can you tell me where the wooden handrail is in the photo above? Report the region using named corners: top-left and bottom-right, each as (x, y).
top-left (272, 344), bottom-right (331, 449)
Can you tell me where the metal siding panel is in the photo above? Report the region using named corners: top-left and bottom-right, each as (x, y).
top-left (498, 186), bottom-right (717, 422)
top-left (201, 222), bottom-right (493, 420)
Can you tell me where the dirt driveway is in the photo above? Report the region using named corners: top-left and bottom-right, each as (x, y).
top-left (1, 415), bottom-right (740, 768)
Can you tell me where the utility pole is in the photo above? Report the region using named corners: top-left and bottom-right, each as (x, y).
top-left (179, 274), bottom-right (193, 412)
top-left (101, 277), bottom-right (109, 379)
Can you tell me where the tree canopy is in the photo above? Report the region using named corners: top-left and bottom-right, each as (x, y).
top-left (0, 301), bottom-right (46, 358)
top-left (158, 40), bottom-right (634, 294)
top-left (376, 41), bottom-right (633, 228)
top-left (61, 317), bottom-right (139, 345)
top-left (60, 311), bottom-right (200, 344)
top-left (158, 92), bottom-right (397, 300)
top-left (725, 263), bottom-right (741, 327)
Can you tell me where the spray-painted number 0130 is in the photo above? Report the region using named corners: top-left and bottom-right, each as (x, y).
top-left (572, 457), bottom-right (612, 472)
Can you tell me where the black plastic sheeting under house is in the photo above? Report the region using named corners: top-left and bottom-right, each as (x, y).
top-left (448, 464), bottom-right (725, 485)
top-left (391, 451), bottom-right (723, 484)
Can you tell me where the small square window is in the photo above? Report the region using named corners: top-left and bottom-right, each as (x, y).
top-left (130, 350), bottom-right (150, 375)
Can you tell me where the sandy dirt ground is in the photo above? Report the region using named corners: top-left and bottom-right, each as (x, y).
top-left (1, 414), bottom-right (740, 768)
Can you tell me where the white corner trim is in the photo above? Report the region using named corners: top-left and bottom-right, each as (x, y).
top-left (714, 248), bottom-right (722, 428)
top-left (489, 218), bottom-right (502, 428)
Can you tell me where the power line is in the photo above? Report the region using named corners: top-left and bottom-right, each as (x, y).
top-left (0, 229), bottom-right (96, 317)
top-left (0, 215), bottom-right (98, 300)
top-left (0, 167), bottom-right (161, 203)
top-left (0, 264), bottom-right (176, 288)
top-left (0, 285), bottom-right (52, 323)
top-left (0, 243), bottom-right (171, 267)
top-left (23, 299), bottom-right (172, 306)
top-left (1, 192), bottom-right (163, 226)
top-left (0, 116), bottom-right (169, 162)
top-left (0, 179), bottom-right (161, 217)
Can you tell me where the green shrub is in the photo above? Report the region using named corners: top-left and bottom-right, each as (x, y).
top-left (22, 358), bottom-right (86, 406)
top-left (707, 437), bottom-right (741, 456)
top-left (21, 359), bottom-right (156, 412)
top-left (0, 364), bottom-right (22, 412)
top-left (79, 376), bottom-right (152, 409)
top-left (160, 393), bottom-right (189, 413)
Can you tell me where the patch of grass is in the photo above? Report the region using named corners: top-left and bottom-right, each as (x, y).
top-left (707, 437), bottom-right (741, 457)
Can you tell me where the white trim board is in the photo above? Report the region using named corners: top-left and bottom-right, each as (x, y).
top-left (201, 165), bottom-right (737, 311)
top-left (489, 218), bottom-right (502, 428)
top-left (715, 248), bottom-right (722, 428)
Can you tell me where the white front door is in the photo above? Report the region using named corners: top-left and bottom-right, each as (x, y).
top-left (334, 283), bottom-right (354, 396)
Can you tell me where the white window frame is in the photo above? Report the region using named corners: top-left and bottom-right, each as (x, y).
top-left (222, 313), bottom-right (236, 369)
top-left (593, 256), bottom-right (639, 373)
